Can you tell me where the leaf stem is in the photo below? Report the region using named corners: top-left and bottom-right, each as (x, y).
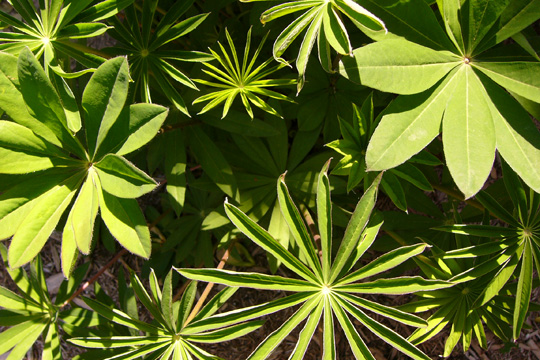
top-left (182, 245), bottom-right (232, 327)
top-left (300, 204), bottom-right (322, 259)
top-left (61, 249), bottom-right (128, 308)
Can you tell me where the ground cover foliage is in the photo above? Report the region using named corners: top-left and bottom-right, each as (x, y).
top-left (0, 0), bottom-right (539, 359)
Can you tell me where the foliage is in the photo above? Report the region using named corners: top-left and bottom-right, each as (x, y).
top-left (240, 0), bottom-right (386, 92)
top-left (193, 28), bottom-right (295, 119)
top-left (0, 244), bottom-right (95, 360)
top-left (0, 49), bottom-right (167, 274)
top-left (0, 0), bottom-right (539, 359)
top-left (106, 0), bottom-right (213, 116)
top-left (70, 270), bottom-right (261, 359)
top-left (327, 93), bottom-right (438, 210)
top-left (0, 0), bottom-right (133, 72)
top-left (435, 161), bottom-right (540, 340)
top-left (340, 0), bottom-right (540, 198)
top-left (179, 163), bottom-right (453, 359)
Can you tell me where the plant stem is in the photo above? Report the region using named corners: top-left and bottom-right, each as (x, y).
top-left (301, 204), bottom-right (322, 258)
top-left (61, 249), bottom-right (128, 308)
top-left (431, 183), bottom-right (485, 211)
top-left (182, 246), bottom-right (232, 327)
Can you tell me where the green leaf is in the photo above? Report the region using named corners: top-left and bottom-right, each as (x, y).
top-left (338, 244), bottom-right (428, 285)
top-left (0, 121), bottom-right (67, 158)
top-left (352, 0), bottom-right (453, 50)
top-left (96, 104), bottom-right (168, 159)
top-left (322, 4), bottom-right (351, 55)
top-left (477, 0), bottom-right (540, 51)
top-left (336, 295), bottom-right (431, 360)
top-left (183, 292), bottom-right (313, 335)
top-left (0, 147), bottom-right (67, 174)
top-left (330, 295), bottom-right (375, 360)
top-left (161, 270), bottom-right (174, 332)
top-left (191, 287), bottom-right (238, 323)
top-left (296, 11), bottom-right (323, 93)
top-left (57, 22), bottom-right (110, 39)
top-left (0, 64), bottom-right (63, 149)
top-left (474, 62), bottom-right (540, 103)
top-left (330, 173), bottom-right (381, 283)
top-left (0, 320), bottom-right (47, 360)
top-left (467, 0), bottom-right (511, 52)
top-left (443, 302), bottom-right (465, 357)
top-left (95, 154), bottom-right (157, 198)
top-left (338, 292), bottom-right (426, 328)
top-left (289, 298), bottom-right (324, 360)
top-left (475, 190), bottom-right (520, 227)
top-left (322, 296), bottom-right (335, 360)
top-left (333, 0), bottom-right (385, 33)
top-left (17, 47), bottom-right (85, 158)
top-left (246, 295), bottom-right (321, 360)
top-left (438, 0), bottom-right (466, 53)
top-left (339, 39), bottom-right (460, 94)
top-left (75, 0), bottom-right (136, 23)
top-left (381, 171), bottom-right (407, 212)
top-left (97, 178), bottom-right (151, 258)
top-left (480, 74), bottom-right (540, 193)
top-left (434, 224), bottom-right (519, 238)
top-left (318, 159), bottom-right (332, 283)
top-left (442, 66), bottom-right (495, 199)
top-left (82, 57), bottom-right (129, 157)
top-left (514, 241), bottom-right (533, 339)
top-left (164, 130), bottom-right (186, 217)
top-left (277, 174), bottom-right (323, 279)
top-left (184, 321), bottom-right (264, 343)
top-left (391, 163), bottom-right (433, 192)
top-left (177, 280), bottom-right (197, 330)
top-left (8, 172), bottom-right (83, 268)
top-left (336, 276), bottom-right (453, 294)
top-left (83, 297), bottom-right (161, 334)
top-left (178, 268), bottom-right (319, 292)
top-left (129, 271), bottom-right (168, 328)
top-left (49, 72), bottom-right (82, 133)
top-left (63, 170), bottom-right (99, 255)
top-left (42, 322), bottom-right (61, 360)
top-left (225, 202), bottom-right (317, 282)
top-left (188, 127), bottom-right (238, 201)
top-left (365, 68), bottom-right (461, 171)
top-left (0, 287), bottom-right (43, 313)
top-left (69, 336), bottom-right (169, 349)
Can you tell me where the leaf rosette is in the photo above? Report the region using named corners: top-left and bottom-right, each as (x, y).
top-left (240, 0), bottom-right (386, 92)
top-left (70, 269), bottom-right (261, 360)
top-left (339, 0), bottom-right (540, 199)
top-left (179, 161), bottom-right (454, 359)
top-left (0, 48), bottom-right (168, 275)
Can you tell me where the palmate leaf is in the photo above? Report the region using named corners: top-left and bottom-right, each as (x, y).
top-left (430, 163), bottom-right (540, 342)
top-left (0, 244), bottom-right (95, 360)
top-left (339, 0), bottom-right (540, 199)
top-left (106, 0), bottom-right (212, 116)
top-left (179, 161), bottom-right (453, 359)
top-left (0, 0), bottom-right (132, 72)
top-left (0, 49), bottom-right (167, 274)
top-left (326, 93), bottom-right (436, 211)
top-left (241, 0), bottom-right (385, 92)
top-left (70, 270), bottom-right (260, 360)
top-left (193, 28), bottom-right (295, 119)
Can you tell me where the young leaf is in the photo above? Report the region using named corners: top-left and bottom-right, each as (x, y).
top-left (95, 154), bottom-right (157, 198)
top-left (82, 57), bottom-right (129, 157)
